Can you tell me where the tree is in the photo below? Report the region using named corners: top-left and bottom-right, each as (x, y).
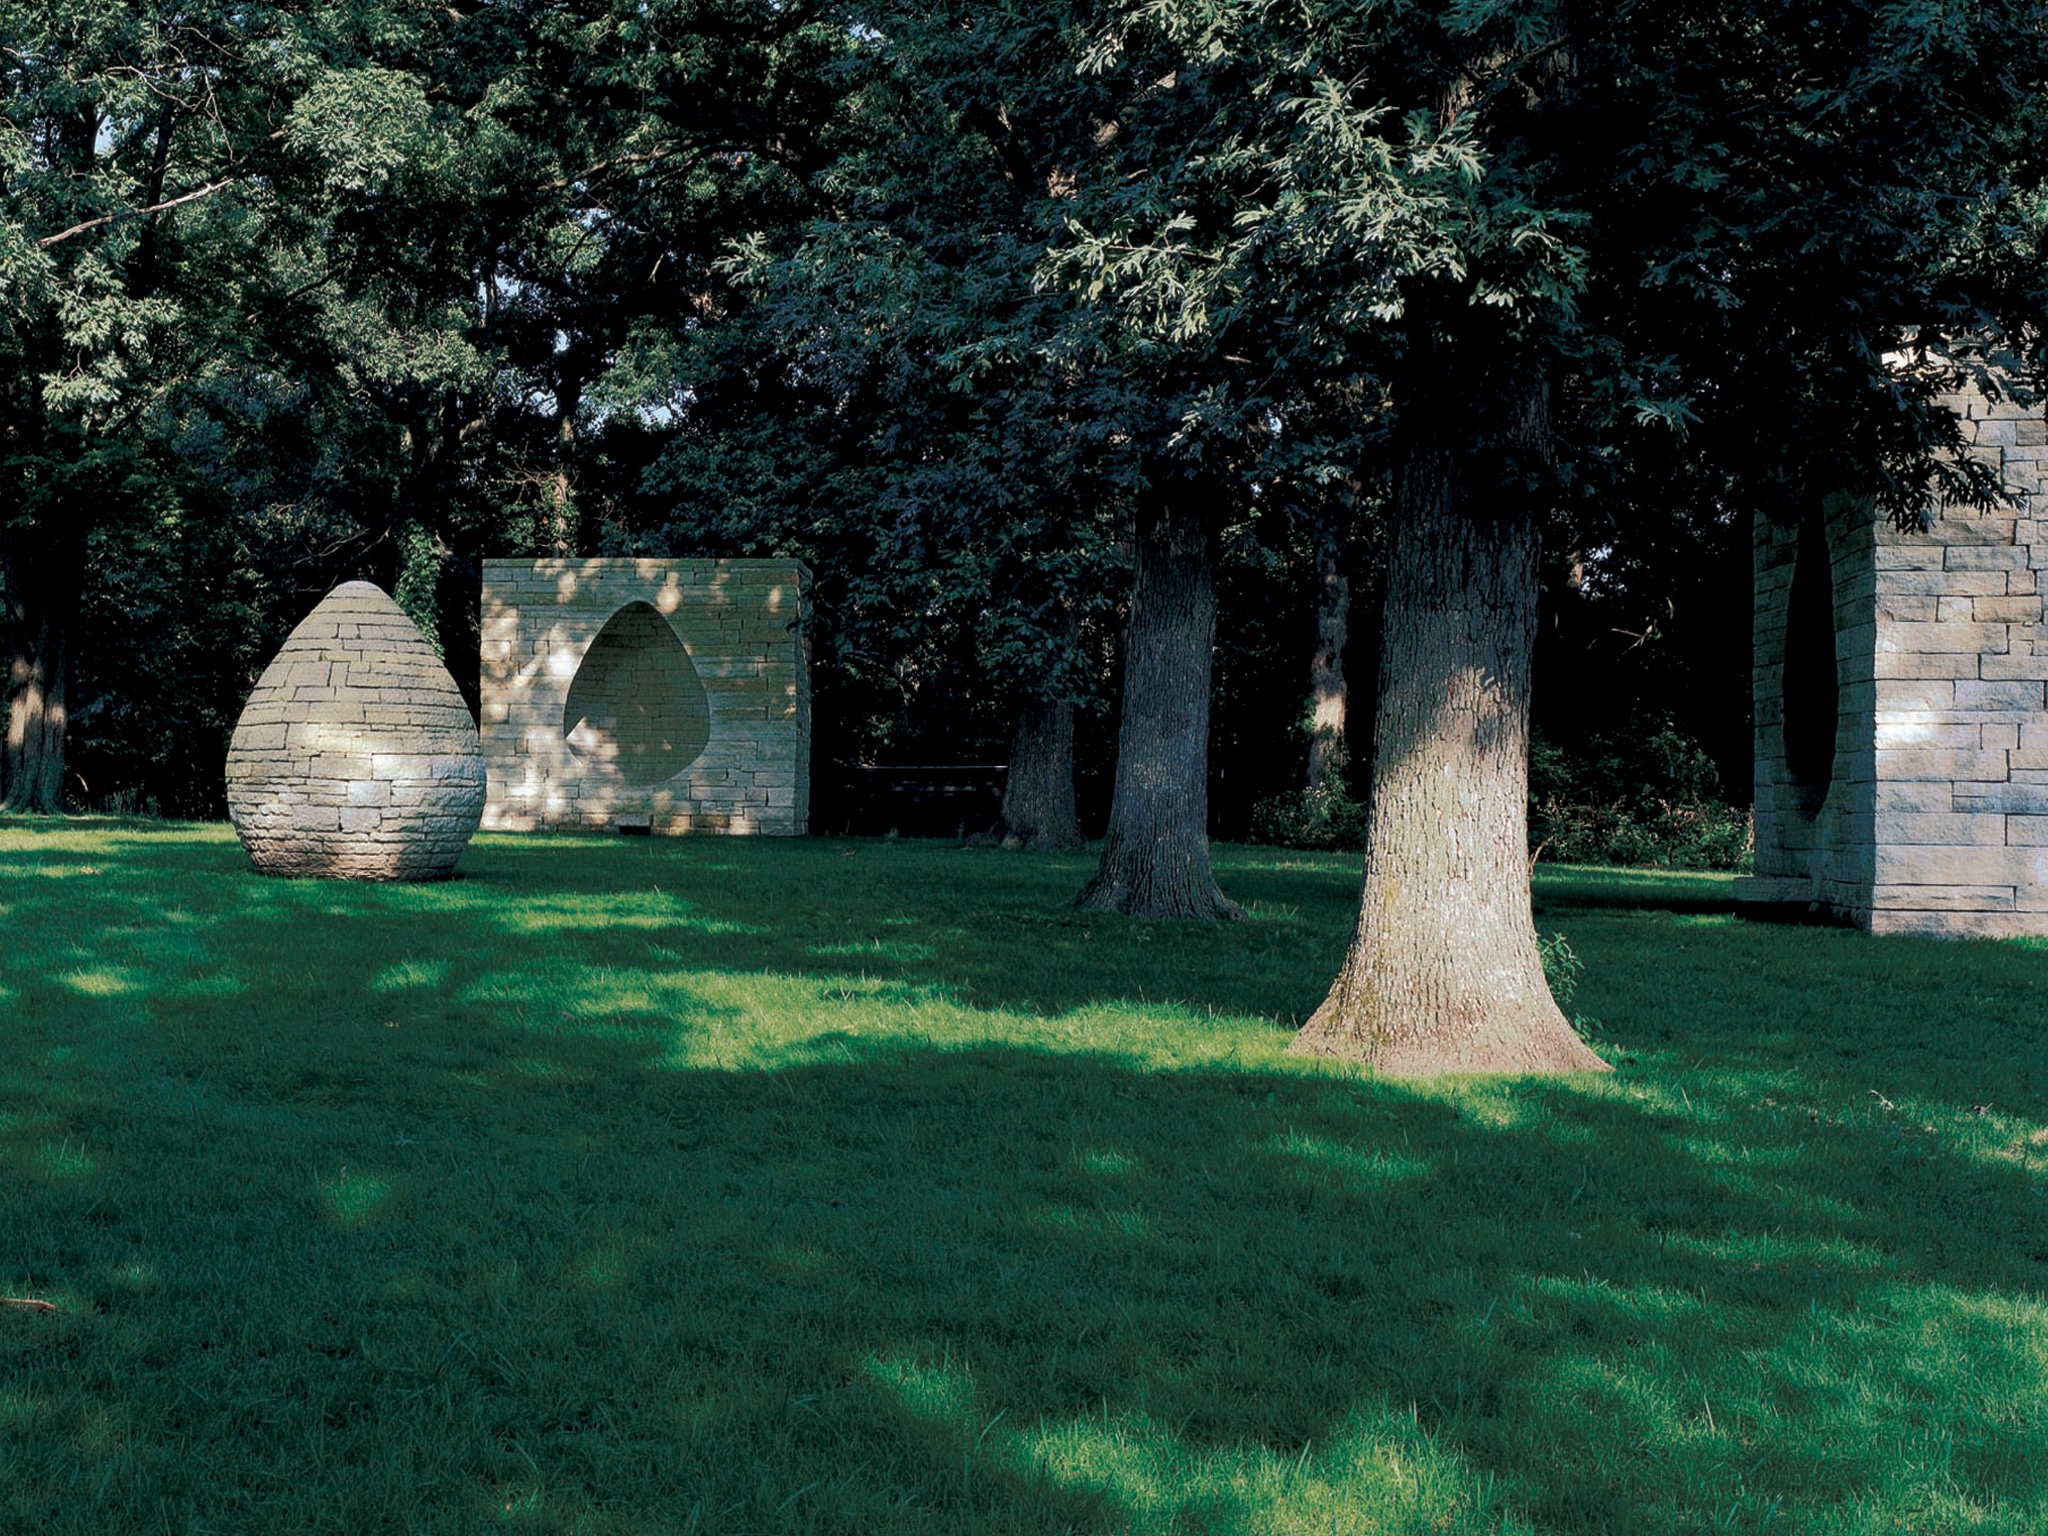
top-left (644, 4), bottom-right (1134, 842)
top-left (0, 2), bottom-right (247, 810)
top-left (1053, 0), bottom-right (2048, 1069)
top-left (898, 0), bottom-right (1296, 917)
top-left (0, 0), bottom-right (870, 814)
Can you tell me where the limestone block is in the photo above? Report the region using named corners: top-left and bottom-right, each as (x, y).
top-left (1946, 546), bottom-right (2032, 571)
top-left (1874, 748), bottom-right (2010, 781)
top-left (1954, 782), bottom-right (2048, 815)
top-left (1873, 812), bottom-right (2007, 846)
top-left (1927, 513), bottom-right (2018, 544)
top-left (226, 582), bottom-right (484, 880)
top-left (1882, 571), bottom-right (2008, 596)
top-left (1875, 650), bottom-right (1979, 680)
top-left (1877, 680), bottom-right (1956, 712)
top-left (1877, 547), bottom-right (1947, 571)
top-left (1955, 679), bottom-right (2045, 710)
top-left (1879, 623), bottom-right (2009, 655)
top-left (1869, 909), bottom-right (2026, 936)
top-left (1973, 596), bottom-right (2044, 624)
top-left (1977, 653), bottom-right (2048, 681)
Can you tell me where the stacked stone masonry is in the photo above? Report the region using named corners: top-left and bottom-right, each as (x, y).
top-left (479, 559), bottom-right (810, 836)
top-left (225, 581), bottom-right (487, 880)
top-left (1740, 382), bottom-right (2048, 935)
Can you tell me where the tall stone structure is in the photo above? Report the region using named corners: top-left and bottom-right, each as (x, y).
top-left (1739, 384), bottom-right (2048, 935)
top-left (226, 581), bottom-right (486, 880)
top-left (479, 559), bottom-right (809, 835)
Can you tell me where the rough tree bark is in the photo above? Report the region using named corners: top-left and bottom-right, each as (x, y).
top-left (1003, 693), bottom-right (1084, 849)
top-left (1076, 471), bottom-right (1241, 919)
top-left (1, 525), bottom-right (83, 815)
top-left (1306, 512), bottom-right (1350, 788)
top-left (1002, 599), bottom-right (1085, 849)
top-left (1291, 393), bottom-right (1607, 1073)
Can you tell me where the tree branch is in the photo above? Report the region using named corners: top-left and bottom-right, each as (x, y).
top-left (38, 177), bottom-right (236, 248)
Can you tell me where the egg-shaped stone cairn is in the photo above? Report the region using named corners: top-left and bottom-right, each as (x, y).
top-left (226, 581), bottom-right (486, 879)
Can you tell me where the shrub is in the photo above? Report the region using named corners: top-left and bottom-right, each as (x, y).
top-left (1247, 764), bottom-right (1370, 852)
top-left (1247, 721), bottom-right (1751, 871)
top-left (1528, 723), bottom-right (1752, 871)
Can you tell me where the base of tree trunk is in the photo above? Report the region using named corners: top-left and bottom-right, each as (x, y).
top-left (3, 568), bottom-right (73, 816)
top-left (1289, 960), bottom-right (1606, 1075)
top-left (1288, 413), bottom-right (1606, 1075)
top-left (1075, 833), bottom-right (1244, 920)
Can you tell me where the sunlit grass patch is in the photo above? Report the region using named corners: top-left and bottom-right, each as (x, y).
top-left (32, 1140), bottom-right (96, 1180)
top-left (53, 967), bottom-right (147, 998)
top-left (370, 958), bottom-right (452, 991)
top-left (0, 821), bottom-right (2042, 1534)
top-left (319, 1169), bottom-right (395, 1227)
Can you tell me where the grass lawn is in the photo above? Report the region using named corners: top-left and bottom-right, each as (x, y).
top-left (1, 823), bottom-right (2044, 1535)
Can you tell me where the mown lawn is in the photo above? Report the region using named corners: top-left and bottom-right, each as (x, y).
top-left (1, 822), bottom-right (2043, 1535)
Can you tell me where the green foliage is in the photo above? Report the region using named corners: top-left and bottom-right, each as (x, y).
top-left (1247, 761), bottom-right (1370, 852)
top-left (1536, 929), bottom-right (1581, 1009)
top-left (3, 827), bottom-right (2047, 1532)
top-left (392, 520), bottom-right (442, 657)
top-left (1530, 725), bottom-right (1754, 872)
top-left (642, 5), bottom-right (1138, 762)
top-left (1035, 0), bottom-right (2048, 603)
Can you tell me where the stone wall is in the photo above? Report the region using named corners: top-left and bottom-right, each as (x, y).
top-left (1742, 384), bottom-right (2048, 934)
top-left (479, 559), bottom-right (809, 835)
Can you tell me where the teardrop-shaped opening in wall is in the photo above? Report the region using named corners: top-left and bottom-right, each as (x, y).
top-left (562, 602), bottom-right (711, 784)
top-left (1781, 508), bottom-right (1840, 818)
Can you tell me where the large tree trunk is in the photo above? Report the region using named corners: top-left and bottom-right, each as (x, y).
top-left (1076, 473), bottom-right (1241, 919)
top-left (1003, 692), bottom-right (1084, 849)
top-left (2, 532), bottom-right (80, 815)
top-left (1306, 513), bottom-right (1350, 788)
top-left (1290, 422), bottom-right (1606, 1073)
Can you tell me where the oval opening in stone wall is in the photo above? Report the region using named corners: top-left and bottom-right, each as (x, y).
top-left (562, 602), bottom-right (711, 784)
top-left (1780, 507), bottom-right (1840, 819)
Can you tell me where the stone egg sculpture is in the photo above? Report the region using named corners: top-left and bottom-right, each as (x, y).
top-left (226, 581), bottom-right (486, 880)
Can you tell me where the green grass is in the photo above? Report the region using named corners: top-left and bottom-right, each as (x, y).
top-left (1, 823), bottom-right (2044, 1535)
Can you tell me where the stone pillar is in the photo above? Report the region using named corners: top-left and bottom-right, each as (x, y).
top-left (1739, 384), bottom-right (2048, 934)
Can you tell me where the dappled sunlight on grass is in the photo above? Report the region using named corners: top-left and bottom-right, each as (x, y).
top-left (1267, 1130), bottom-right (1433, 1190)
top-left (370, 958), bottom-right (452, 992)
top-left (320, 1170), bottom-right (395, 1227)
top-left (53, 967), bottom-right (147, 998)
top-left (476, 892), bottom-right (768, 936)
top-left (32, 1141), bottom-right (96, 1180)
top-left (0, 821), bottom-right (2043, 1533)
top-left (869, 1351), bottom-right (1526, 1536)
